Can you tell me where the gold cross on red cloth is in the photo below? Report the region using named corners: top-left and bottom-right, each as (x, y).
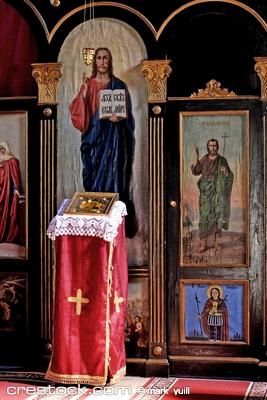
top-left (67, 288), bottom-right (89, 315)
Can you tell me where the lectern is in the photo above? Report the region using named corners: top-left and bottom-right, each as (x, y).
top-left (45, 200), bottom-right (128, 386)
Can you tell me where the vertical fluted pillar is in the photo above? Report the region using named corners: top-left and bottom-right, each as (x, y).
top-left (32, 63), bottom-right (63, 356)
top-left (142, 60), bottom-right (171, 375)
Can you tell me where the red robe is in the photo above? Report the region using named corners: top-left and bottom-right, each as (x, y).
top-left (0, 157), bottom-right (21, 242)
top-left (201, 297), bottom-right (230, 341)
top-left (69, 78), bottom-right (109, 133)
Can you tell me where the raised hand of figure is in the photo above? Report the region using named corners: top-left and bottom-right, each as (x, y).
top-left (82, 72), bottom-right (89, 88)
top-left (193, 144), bottom-right (200, 167)
top-left (82, 73), bottom-right (89, 99)
top-left (194, 144), bottom-right (199, 156)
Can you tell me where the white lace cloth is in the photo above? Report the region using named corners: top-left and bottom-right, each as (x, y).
top-left (47, 199), bottom-right (127, 242)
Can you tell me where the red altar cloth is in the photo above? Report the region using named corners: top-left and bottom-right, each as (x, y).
top-left (45, 201), bottom-right (128, 386)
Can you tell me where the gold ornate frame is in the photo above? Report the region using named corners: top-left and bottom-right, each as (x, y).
top-left (63, 191), bottom-right (119, 216)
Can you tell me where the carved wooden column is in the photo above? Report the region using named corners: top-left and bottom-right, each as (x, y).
top-left (142, 60), bottom-right (171, 375)
top-left (31, 63), bottom-right (63, 359)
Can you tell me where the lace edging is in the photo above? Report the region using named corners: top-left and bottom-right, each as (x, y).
top-left (47, 200), bottom-right (127, 242)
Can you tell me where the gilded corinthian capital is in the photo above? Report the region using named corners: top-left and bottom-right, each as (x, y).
top-left (141, 60), bottom-right (172, 103)
top-left (32, 63), bottom-right (63, 105)
top-left (254, 57), bottom-right (267, 100)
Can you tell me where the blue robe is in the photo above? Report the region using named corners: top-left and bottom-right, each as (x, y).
top-left (80, 77), bottom-right (135, 237)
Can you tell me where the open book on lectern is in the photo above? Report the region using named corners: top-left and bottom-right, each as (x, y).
top-left (99, 89), bottom-right (128, 120)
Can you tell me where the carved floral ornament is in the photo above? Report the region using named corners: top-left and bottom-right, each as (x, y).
top-left (32, 63), bottom-right (63, 105)
top-left (254, 57), bottom-right (267, 100)
top-left (190, 79), bottom-right (237, 98)
top-left (141, 60), bottom-right (172, 103)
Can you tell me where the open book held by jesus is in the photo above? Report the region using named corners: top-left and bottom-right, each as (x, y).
top-left (99, 88), bottom-right (128, 120)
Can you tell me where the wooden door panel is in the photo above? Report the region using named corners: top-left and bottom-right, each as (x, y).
top-left (165, 98), bottom-right (265, 378)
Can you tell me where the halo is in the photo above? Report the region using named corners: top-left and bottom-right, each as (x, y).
top-left (206, 284), bottom-right (223, 299)
top-left (81, 20), bottom-right (121, 57)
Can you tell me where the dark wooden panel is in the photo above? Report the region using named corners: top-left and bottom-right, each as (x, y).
top-left (165, 98), bottom-right (265, 375)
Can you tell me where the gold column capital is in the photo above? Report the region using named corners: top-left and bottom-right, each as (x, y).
top-left (31, 62), bottom-right (63, 105)
top-left (254, 57), bottom-right (267, 100)
top-left (141, 60), bottom-right (172, 103)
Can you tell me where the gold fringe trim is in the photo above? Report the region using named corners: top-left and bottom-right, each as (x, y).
top-left (45, 365), bottom-right (126, 386)
top-left (45, 371), bottom-right (106, 386)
